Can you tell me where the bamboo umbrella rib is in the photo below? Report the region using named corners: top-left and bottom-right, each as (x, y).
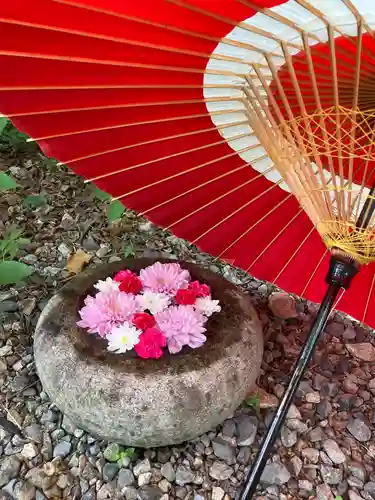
top-left (0, 84), bottom-right (245, 91)
top-left (166, 165), bottom-right (276, 230)
top-left (61, 129), bottom-right (254, 166)
top-left (141, 160), bottom-right (263, 216)
top-left (273, 225), bottom-right (316, 282)
top-left (26, 110), bottom-right (246, 142)
top-left (217, 194), bottom-right (293, 257)
top-left (192, 180), bottom-right (284, 245)
top-left (85, 133), bottom-right (257, 183)
top-left (300, 249), bottom-right (328, 296)
top-left (112, 145), bottom-right (257, 200)
top-left (0, 17), bottom-right (285, 67)
top-left (245, 209), bottom-right (304, 272)
top-left (6, 97), bottom-right (245, 118)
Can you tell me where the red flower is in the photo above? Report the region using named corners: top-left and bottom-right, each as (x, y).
top-left (135, 328), bottom-right (167, 359)
top-left (118, 275), bottom-right (143, 294)
top-left (113, 270), bottom-right (134, 282)
top-left (132, 312), bottom-right (156, 331)
top-left (188, 281), bottom-right (211, 297)
top-left (175, 288), bottom-right (197, 305)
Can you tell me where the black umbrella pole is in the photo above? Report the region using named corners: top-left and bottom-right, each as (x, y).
top-left (239, 254), bottom-right (359, 500)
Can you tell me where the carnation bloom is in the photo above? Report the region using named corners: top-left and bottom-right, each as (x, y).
top-left (113, 270), bottom-right (134, 282)
top-left (195, 297), bottom-right (221, 317)
top-left (118, 274), bottom-right (142, 294)
top-left (132, 312), bottom-right (156, 331)
top-left (77, 290), bottom-right (140, 337)
top-left (156, 306), bottom-right (206, 353)
top-left (94, 277), bottom-right (120, 294)
top-left (140, 262), bottom-right (190, 295)
top-left (137, 290), bottom-right (170, 315)
top-left (106, 322), bottom-right (141, 353)
top-left (135, 327), bottom-right (167, 359)
top-left (175, 288), bottom-right (197, 306)
top-left (188, 281), bottom-right (211, 297)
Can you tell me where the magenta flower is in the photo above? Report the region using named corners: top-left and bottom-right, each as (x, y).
top-left (156, 305), bottom-right (207, 353)
top-left (77, 290), bottom-right (139, 337)
top-left (140, 262), bottom-right (190, 296)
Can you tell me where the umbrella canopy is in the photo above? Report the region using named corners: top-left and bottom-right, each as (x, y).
top-left (1, 0), bottom-right (375, 327)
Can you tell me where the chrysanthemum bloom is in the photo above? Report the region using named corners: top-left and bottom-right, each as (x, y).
top-left (77, 290), bottom-right (140, 337)
top-left (106, 322), bottom-right (142, 353)
top-left (118, 274), bottom-right (142, 294)
top-left (94, 277), bottom-right (120, 294)
top-left (137, 290), bottom-right (170, 315)
top-left (195, 297), bottom-right (221, 317)
top-left (140, 262), bottom-right (190, 296)
top-left (175, 288), bottom-right (197, 305)
top-left (113, 270), bottom-right (134, 282)
top-left (156, 306), bottom-right (206, 353)
top-left (135, 327), bottom-right (167, 359)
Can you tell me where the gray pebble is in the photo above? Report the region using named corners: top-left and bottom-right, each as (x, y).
top-left (24, 424), bottom-right (42, 443)
top-left (364, 482), bottom-right (375, 498)
top-left (301, 448), bottom-right (320, 464)
top-left (348, 462), bottom-right (366, 482)
top-left (323, 439), bottom-right (346, 464)
top-left (317, 400), bottom-right (333, 420)
top-left (53, 440), bottom-right (72, 458)
top-left (320, 465), bottom-right (343, 485)
top-left (137, 487), bottom-right (163, 500)
top-left (40, 411), bottom-right (58, 424)
top-left (0, 457), bottom-right (21, 487)
top-left (133, 459), bottom-right (151, 477)
top-left (347, 418), bottom-right (372, 442)
top-left (160, 463), bottom-right (175, 482)
top-left (156, 449), bottom-right (171, 464)
top-left (222, 420), bottom-right (236, 438)
top-left (209, 462), bottom-right (233, 481)
top-left (175, 465), bottom-right (195, 485)
top-left (118, 469), bottom-right (135, 488)
top-left (237, 447), bottom-right (251, 465)
top-left (316, 484), bottom-right (334, 500)
top-left (290, 456), bottom-right (302, 477)
top-left (81, 488), bottom-right (96, 500)
top-left (280, 426), bottom-right (297, 448)
top-left (260, 462), bottom-right (291, 485)
top-left (211, 437), bottom-right (236, 464)
top-left (235, 415), bottom-right (258, 446)
top-left (102, 462), bottom-right (119, 482)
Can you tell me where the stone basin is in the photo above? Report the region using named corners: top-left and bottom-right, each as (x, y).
top-left (34, 259), bottom-right (263, 447)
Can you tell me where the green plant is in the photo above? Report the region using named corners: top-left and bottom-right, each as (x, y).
top-left (123, 243), bottom-right (136, 258)
top-left (0, 118), bottom-right (29, 151)
top-left (23, 194), bottom-right (47, 208)
top-left (244, 393), bottom-right (261, 412)
top-left (92, 186), bottom-right (125, 224)
top-left (335, 496), bottom-right (343, 500)
top-left (0, 228), bottom-right (33, 285)
top-left (0, 172), bottom-right (19, 191)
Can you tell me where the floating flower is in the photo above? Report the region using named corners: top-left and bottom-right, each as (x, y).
top-left (140, 262), bottom-right (190, 295)
top-left (106, 322), bottom-right (142, 353)
top-left (135, 327), bottom-right (167, 359)
top-left (93, 277), bottom-right (119, 294)
top-left (132, 312), bottom-right (156, 331)
top-left (113, 270), bottom-right (134, 282)
top-left (195, 297), bottom-right (221, 317)
top-left (77, 290), bottom-right (140, 337)
top-left (156, 306), bottom-right (206, 353)
top-left (137, 290), bottom-right (170, 315)
top-left (188, 281), bottom-right (211, 297)
top-left (175, 288), bottom-right (197, 306)
top-left (118, 274), bottom-right (142, 295)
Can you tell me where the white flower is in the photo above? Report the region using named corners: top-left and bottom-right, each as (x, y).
top-left (137, 290), bottom-right (170, 315)
top-left (106, 322), bottom-right (141, 353)
top-left (94, 277), bottom-right (119, 294)
top-left (194, 297), bottom-right (221, 317)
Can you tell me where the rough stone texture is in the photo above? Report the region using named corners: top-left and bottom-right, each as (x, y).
top-left (34, 260), bottom-right (264, 447)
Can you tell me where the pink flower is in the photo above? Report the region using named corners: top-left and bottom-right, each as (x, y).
top-left (156, 306), bottom-right (207, 353)
top-left (77, 290), bottom-right (139, 337)
top-left (135, 327), bottom-right (167, 359)
top-left (188, 281), bottom-right (211, 297)
top-left (140, 262), bottom-right (190, 296)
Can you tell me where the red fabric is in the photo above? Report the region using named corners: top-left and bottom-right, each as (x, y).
top-left (0, 0), bottom-right (375, 327)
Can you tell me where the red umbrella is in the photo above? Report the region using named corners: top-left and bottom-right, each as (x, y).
top-left (1, 0), bottom-right (374, 496)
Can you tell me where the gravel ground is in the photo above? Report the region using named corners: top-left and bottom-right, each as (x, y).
top-left (1, 142), bottom-right (375, 500)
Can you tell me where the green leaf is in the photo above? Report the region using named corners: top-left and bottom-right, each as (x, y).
top-left (107, 200), bottom-right (125, 223)
top-left (17, 238), bottom-right (31, 246)
top-left (0, 172), bottom-right (19, 191)
top-left (244, 394), bottom-right (261, 412)
top-left (335, 497), bottom-right (343, 500)
top-left (123, 244), bottom-right (135, 258)
top-left (0, 261), bottom-right (33, 285)
top-left (122, 447), bottom-right (136, 459)
top-left (0, 117), bottom-right (9, 135)
top-left (23, 194), bottom-right (47, 208)
top-left (92, 187), bottom-right (112, 201)
top-left (4, 241), bottom-right (20, 260)
top-left (103, 443), bottom-right (121, 462)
